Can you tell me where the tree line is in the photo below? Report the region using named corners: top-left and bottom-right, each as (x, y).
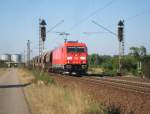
top-left (88, 46), bottom-right (150, 78)
top-left (0, 60), bottom-right (8, 67)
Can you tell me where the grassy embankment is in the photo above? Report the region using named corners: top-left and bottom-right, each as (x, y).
top-left (18, 68), bottom-right (106, 114)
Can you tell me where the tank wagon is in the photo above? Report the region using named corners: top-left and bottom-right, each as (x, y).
top-left (31, 41), bottom-right (88, 74)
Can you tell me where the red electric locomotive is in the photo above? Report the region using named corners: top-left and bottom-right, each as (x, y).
top-left (52, 41), bottom-right (88, 74)
top-left (31, 41), bottom-right (88, 74)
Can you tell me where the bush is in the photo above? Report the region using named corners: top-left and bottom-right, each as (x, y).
top-left (101, 57), bottom-right (118, 73)
top-left (122, 56), bottom-right (137, 75)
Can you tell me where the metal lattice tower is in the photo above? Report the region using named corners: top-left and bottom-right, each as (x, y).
top-left (39, 18), bottom-right (46, 56)
top-left (39, 18), bottom-right (42, 56)
top-left (91, 20), bottom-right (125, 75)
top-left (118, 20), bottom-right (124, 74)
top-left (39, 32), bottom-right (43, 56)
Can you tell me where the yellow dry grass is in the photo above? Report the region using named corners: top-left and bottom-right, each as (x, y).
top-left (17, 68), bottom-right (105, 114)
top-left (26, 85), bottom-right (96, 114)
top-left (89, 67), bottom-right (103, 74)
top-left (17, 68), bottom-right (35, 84)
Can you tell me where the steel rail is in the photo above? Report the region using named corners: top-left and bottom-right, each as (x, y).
top-left (51, 73), bottom-right (150, 95)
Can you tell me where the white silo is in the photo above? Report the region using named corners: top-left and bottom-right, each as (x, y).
top-left (11, 54), bottom-right (22, 63)
top-left (0, 54), bottom-right (11, 61)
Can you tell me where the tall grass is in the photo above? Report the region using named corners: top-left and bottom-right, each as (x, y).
top-left (26, 84), bottom-right (105, 114)
top-left (29, 68), bottom-right (55, 85)
top-left (18, 68), bottom-right (106, 114)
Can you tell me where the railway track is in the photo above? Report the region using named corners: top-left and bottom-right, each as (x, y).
top-left (82, 76), bottom-right (150, 95)
top-left (51, 73), bottom-right (150, 95)
top-left (93, 77), bottom-right (150, 88)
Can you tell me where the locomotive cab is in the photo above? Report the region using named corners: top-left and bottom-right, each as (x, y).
top-left (50, 41), bottom-right (88, 74)
top-left (64, 41), bottom-right (88, 74)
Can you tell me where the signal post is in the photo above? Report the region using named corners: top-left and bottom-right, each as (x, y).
top-left (117, 20), bottom-right (124, 75)
top-left (39, 19), bottom-right (46, 56)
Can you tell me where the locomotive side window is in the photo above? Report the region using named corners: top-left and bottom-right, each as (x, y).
top-left (67, 47), bottom-right (85, 53)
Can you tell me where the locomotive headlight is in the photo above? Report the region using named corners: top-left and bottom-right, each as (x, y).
top-left (80, 56), bottom-right (86, 60)
top-left (67, 56), bottom-right (72, 60)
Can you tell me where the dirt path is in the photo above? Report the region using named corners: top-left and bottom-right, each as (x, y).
top-left (0, 68), bottom-right (30, 114)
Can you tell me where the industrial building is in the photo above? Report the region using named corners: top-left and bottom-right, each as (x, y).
top-left (0, 54), bottom-right (23, 67)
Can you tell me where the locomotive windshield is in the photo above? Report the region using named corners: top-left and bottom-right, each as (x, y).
top-left (67, 46), bottom-right (85, 53)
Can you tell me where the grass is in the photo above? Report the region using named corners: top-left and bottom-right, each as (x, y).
top-left (88, 67), bottom-right (104, 74)
top-left (17, 68), bottom-right (106, 114)
top-left (27, 84), bottom-right (105, 114)
top-left (30, 68), bottom-right (55, 85)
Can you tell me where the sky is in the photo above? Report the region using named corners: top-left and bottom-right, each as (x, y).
top-left (0, 0), bottom-right (150, 57)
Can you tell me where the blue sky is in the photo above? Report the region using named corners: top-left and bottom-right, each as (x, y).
top-left (0, 0), bottom-right (150, 56)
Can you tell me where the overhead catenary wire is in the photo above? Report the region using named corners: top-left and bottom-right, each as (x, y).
top-left (83, 31), bottom-right (109, 35)
top-left (126, 8), bottom-right (150, 22)
top-left (69, 0), bottom-right (118, 31)
top-left (87, 8), bottom-right (150, 37)
top-left (89, 8), bottom-right (150, 36)
top-left (47, 20), bottom-right (64, 33)
top-left (92, 20), bottom-right (117, 36)
top-left (44, 20), bottom-right (64, 52)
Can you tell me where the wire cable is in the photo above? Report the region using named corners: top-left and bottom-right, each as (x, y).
top-left (47, 20), bottom-right (64, 33)
top-left (92, 20), bottom-right (117, 36)
top-left (69, 0), bottom-right (118, 31)
top-left (126, 8), bottom-right (150, 22)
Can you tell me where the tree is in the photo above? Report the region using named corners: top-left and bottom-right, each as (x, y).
top-left (88, 54), bottom-right (112, 67)
top-left (129, 46), bottom-right (147, 61)
top-left (142, 55), bottom-right (150, 78)
top-left (129, 46), bottom-right (147, 76)
top-left (122, 55), bottom-right (137, 74)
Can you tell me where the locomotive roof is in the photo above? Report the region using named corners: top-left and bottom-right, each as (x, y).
top-left (50, 42), bottom-right (87, 52)
top-left (63, 42), bottom-right (86, 47)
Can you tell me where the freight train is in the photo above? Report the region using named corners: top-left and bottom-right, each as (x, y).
top-left (31, 41), bottom-right (88, 75)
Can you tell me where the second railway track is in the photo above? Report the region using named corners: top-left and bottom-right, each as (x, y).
top-left (82, 76), bottom-right (150, 95)
top-left (51, 73), bottom-right (150, 95)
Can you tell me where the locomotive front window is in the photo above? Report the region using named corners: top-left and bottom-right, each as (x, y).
top-left (67, 47), bottom-right (85, 53)
top-left (77, 47), bottom-right (85, 52)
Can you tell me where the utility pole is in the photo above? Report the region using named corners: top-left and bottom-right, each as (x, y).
top-left (27, 40), bottom-right (30, 66)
